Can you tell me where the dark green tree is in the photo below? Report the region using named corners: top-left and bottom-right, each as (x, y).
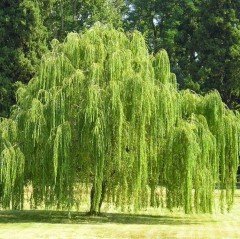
top-left (125, 0), bottom-right (200, 91)
top-left (44, 0), bottom-right (125, 40)
top-left (0, 0), bottom-right (47, 117)
top-left (125, 0), bottom-right (240, 107)
top-left (193, 0), bottom-right (240, 108)
top-left (125, 0), bottom-right (180, 53)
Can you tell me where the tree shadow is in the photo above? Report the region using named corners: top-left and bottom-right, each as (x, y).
top-left (0, 210), bottom-right (216, 225)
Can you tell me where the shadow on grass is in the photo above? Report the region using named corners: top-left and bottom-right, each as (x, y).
top-left (0, 210), bottom-right (214, 225)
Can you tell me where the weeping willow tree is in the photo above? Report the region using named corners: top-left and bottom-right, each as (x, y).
top-left (0, 24), bottom-right (239, 214)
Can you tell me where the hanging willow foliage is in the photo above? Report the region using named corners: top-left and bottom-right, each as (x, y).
top-left (0, 119), bottom-right (25, 209)
top-left (0, 24), bottom-right (239, 214)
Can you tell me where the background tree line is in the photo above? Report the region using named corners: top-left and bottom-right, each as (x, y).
top-left (1, 0), bottom-right (240, 117)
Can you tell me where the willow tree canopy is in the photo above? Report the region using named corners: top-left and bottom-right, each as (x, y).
top-left (0, 24), bottom-right (239, 214)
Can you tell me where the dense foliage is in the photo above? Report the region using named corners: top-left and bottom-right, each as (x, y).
top-left (0, 0), bottom-right (47, 117)
top-left (0, 26), bottom-right (239, 214)
top-left (193, 0), bottom-right (240, 108)
top-left (1, 0), bottom-right (240, 117)
top-left (0, 0), bottom-right (125, 117)
top-left (126, 0), bottom-right (240, 107)
top-left (42, 0), bottom-right (125, 40)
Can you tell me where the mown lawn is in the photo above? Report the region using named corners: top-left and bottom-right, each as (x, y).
top-left (0, 190), bottom-right (240, 239)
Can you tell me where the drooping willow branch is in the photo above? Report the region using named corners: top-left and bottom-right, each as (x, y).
top-left (0, 24), bottom-right (239, 214)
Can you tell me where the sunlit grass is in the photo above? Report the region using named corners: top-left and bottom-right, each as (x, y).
top-left (0, 190), bottom-right (240, 239)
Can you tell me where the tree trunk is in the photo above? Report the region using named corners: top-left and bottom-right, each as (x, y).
top-left (98, 180), bottom-right (107, 212)
top-left (150, 185), bottom-right (156, 207)
top-left (89, 180), bottom-right (101, 215)
top-left (89, 180), bottom-right (107, 215)
top-left (72, 0), bottom-right (77, 22)
top-left (60, 0), bottom-right (64, 37)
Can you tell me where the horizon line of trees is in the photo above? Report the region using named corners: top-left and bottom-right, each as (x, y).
top-left (1, 0), bottom-right (240, 117)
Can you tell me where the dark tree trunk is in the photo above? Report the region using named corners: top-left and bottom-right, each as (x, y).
top-left (150, 185), bottom-right (155, 207)
top-left (89, 183), bottom-right (98, 215)
top-left (98, 180), bottom-right (107, 212)
top-left (89, 180), bottom-right (107, 215)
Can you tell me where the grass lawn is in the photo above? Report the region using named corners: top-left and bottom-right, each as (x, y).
top-left (0, 190), bottom-right (240, 239)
